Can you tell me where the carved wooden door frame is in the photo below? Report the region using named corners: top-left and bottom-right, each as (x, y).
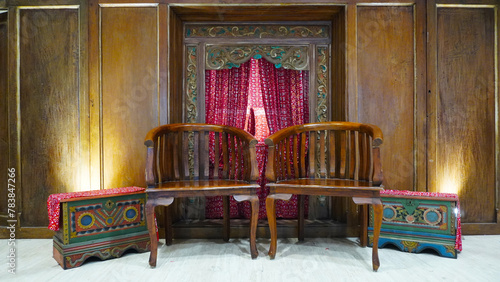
top-left (181, 23), bottom-right (332, 125)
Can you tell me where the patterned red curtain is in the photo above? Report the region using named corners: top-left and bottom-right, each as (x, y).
top-left (205, 61), bottom-right (251, 218)
top-left (258, 58), bottom-right (310, 219)
top-left (204, 58), bottom-right (309, 219)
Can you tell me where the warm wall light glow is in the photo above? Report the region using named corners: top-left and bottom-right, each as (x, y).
top-left (80, 163), bottom-right (100, 191)
top-left (440, 170), bottom-right (462, 194)
top-left (438, 147), bottom-right (465, 195)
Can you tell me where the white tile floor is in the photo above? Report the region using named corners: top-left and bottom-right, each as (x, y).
top-left (1, 236), bottom-right (499, 282)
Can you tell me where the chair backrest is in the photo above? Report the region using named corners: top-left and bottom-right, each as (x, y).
top-left (144, 123), bottom-right (259, 187)
top-left (264, 122), bottom-right (383, 185)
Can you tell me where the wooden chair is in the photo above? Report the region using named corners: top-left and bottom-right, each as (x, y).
top-left (144, 123), bottom-right (260, 267)
top-left (264, 121), bottom-right (384, 271)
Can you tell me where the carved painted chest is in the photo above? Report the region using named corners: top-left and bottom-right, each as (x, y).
top-left (368, 190), bottom-right (461, 258)
top-left (50, 189), bottom-right (150, 269)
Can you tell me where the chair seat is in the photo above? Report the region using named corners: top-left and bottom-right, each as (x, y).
top-left (268, 178), bottom-right (383, 197)
top-left (147, 180), bottom-right (260, 197)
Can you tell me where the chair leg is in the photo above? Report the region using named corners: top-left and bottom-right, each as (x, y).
top-left (223, 195), bottom-right (230, 242)
top-left (372, 201), bottom-right (383, 272)
top-left (266, 193), bottom-right (293, 259)
top-left (266, 196), bottom-right (277, 259)
top-left (250, 196), bottom-right (259, 259)
top-left (359, 204), bottom-right (368, 247)
top-left (234, 194), bottom-right (260, 259)
top-left (298, 195), bottom-right (305, 242)
top-left (164, 205), bottom-right (173, 246)
top-left (146, 201), bottom-right (158, 267)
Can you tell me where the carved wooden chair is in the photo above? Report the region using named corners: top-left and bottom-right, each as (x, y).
top-left (264, 121), bottom-right (384, 271)
top-left (144, 123), bottom-right (260, 267)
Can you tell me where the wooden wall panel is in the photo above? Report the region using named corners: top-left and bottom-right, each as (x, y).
top-left (331, 9), bottom-right (345, 122)
top-left (356, 4), bottom-right (423, 191)
top-left (0, 11), bottom-right (8, 224)
top-left (429, 6), bottom-right (497, 225)
top-left (1, 0), bottom-right (496, 237)
top-left (18, 8), bottom-right (81, 226)
top-left (100, 5), bottom-right (160, 189)
top-left (169, 7), bottom-right (183, 123)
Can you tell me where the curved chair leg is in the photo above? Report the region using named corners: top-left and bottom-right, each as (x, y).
top-left (266, 193), bottom-right (293, 259)
top-left (250, 196), bottom-right (259, 259)
top-left (248, 195), bottom-right (259, 259)
top-left (266, 196), bottom-right (277, 259)
top-left (145, 197), bottom-right (174, 268)
top-left (371, 200), bottom-right (383, 272)
top-left (234, 194), bottom-right (260, 259)
top-left (146, 201), bottom-right (158, 267)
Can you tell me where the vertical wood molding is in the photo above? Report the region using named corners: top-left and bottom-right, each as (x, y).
top-left (331, 7), bottom-right (346, 122)
top-left (427, 0), bottom-right (438, 194)
top-left (414, 0), bottom-right (427, 193)
top-left (0, 10), bottom-right (9, 225)
top-left (7, 6), bottom-right (20, 224)
top-left (159, 4), bottom-right (168, 125)
top-left (346, 2), bottom-right (357, 122)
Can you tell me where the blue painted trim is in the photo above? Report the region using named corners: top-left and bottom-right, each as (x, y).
top-left (370, 237), bottom-right (457, 259)
top-left (368, 227), bottom-right (456, 240)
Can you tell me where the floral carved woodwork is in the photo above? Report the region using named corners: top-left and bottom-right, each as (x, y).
top-left (206, 45), bottom-right (309, 70)
top-left (184, 24), bottom-right (330, 125)
top-left (316, 46), bottom-right (328, 122)
top-left (186, 24), bottom-right (329, 39)
top-left (186, 46), bottom-right (197, 124)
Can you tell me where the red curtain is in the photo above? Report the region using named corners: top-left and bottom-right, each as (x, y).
top-left (258, 58), bottom-right (309, 219)
top-left (204, 58), bottom-right (309, 219)
top-left (205, 61), bottom-right (251, 218)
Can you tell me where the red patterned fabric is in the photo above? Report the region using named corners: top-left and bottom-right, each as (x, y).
top-left (205, 61), bottom-right (251, 218)
top-left (245, 58), bottom-right (270, 143)
top-left (381, 189), bottom-right (462, 252)
top-left (204, 58), bottom-right (309, 219)
top-left (47, 187), bottom-right (145, 231)
top-left (258, 58), bottom-right (309, 219)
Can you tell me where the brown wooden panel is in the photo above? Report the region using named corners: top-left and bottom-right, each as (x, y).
top-left (357, 5), bottom-right (416, 190)
top-left (331, 9), bottom-right (346, 122)
top-left (433, 7), bottom-right (496, 223)
top-left (19, 8), bottom-right (80, 226)
top-left (171, 5), bottom-right (342, 22)
top-left (169, 7), bottom-right (183, 123)
top-left (101, 6), bottom-right (159, 188)
top-left (0, 12), bottom-right (8, 222)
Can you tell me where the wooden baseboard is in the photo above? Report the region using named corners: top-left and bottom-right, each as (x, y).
top-left (168, 219), bottom-right (359, 240)
top-left (462, 210), bottom-right (500, 235)
top-left (0, 227), bottom-right (55, 239)
top-left (462, 222), bottom-right (500, 235)
top-left (0, 219), bottom-right (359, 239)
top-left (4, 220), bottom-right (499, 239)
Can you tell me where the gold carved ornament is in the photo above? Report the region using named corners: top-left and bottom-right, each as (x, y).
top-left (205, 45), bottom-right (309, 71)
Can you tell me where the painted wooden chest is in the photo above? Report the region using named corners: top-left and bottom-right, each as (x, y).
top-left (368, 190), bottom-right (461, 258)
top-left (49, 189), bottom-right (150, 269)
